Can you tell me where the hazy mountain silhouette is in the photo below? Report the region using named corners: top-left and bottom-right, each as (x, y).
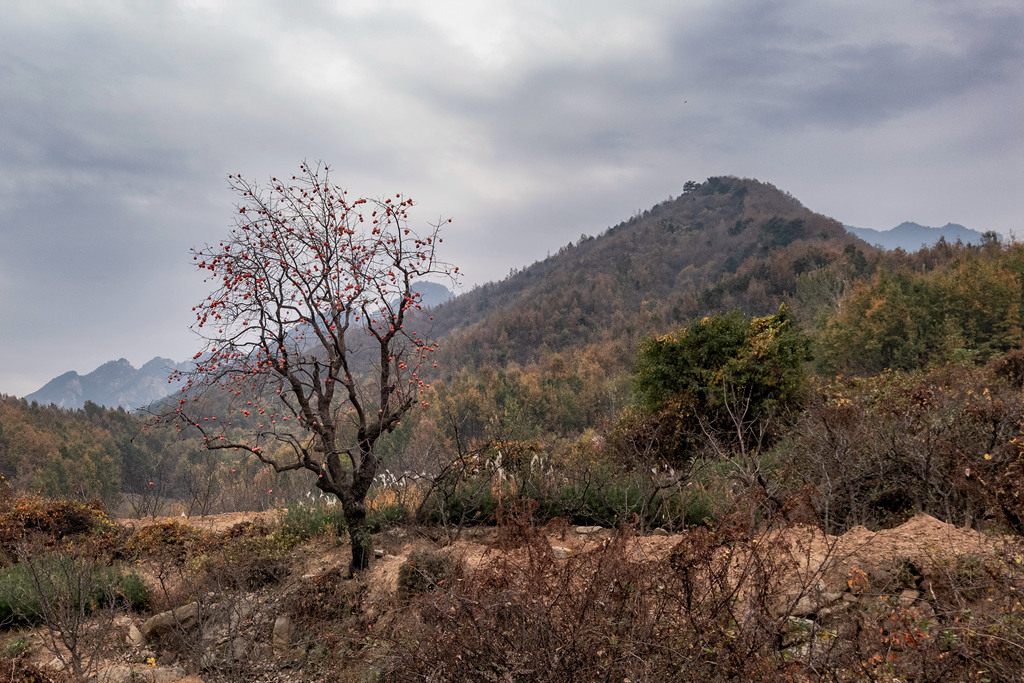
top-left (845, 222), bottom-right (993, 251)
top-left (25, 357), bottom-right (188, 410)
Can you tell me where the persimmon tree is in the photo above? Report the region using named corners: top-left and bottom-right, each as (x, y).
top-left (166, 161), bottom-right (457, 575)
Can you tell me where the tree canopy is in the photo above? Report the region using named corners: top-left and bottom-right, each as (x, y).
top-left (631, 305), bottom-right (810, 461)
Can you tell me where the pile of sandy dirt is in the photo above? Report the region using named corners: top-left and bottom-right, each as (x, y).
top-left (129, 509), bottom-right (1008, 591)
top-left (116, 510), bottom-right (281, 533)
top-left (775, 512), bottom-right (1009, 593)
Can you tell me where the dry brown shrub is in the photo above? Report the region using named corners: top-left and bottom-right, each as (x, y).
top-left (383, 507), bottom-right (802, 681)
top-left (0, 495), bottom-right (120, 563)
top-left (0, 656), bottom-right (76, 683)
top-left (123, 521), bottom-right (215, 564)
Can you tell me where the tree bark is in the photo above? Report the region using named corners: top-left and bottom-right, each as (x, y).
top-left (344, 501), bottom-right (371, 578)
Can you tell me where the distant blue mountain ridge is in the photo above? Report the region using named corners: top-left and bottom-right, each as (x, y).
top-left (845, 221), bottom-right (996, 251)
top-left (391, 280), bottom-right (454, 310)
top-left (24, 282), bottom-right (455, 410)
top-left (25, 357), bottom-right (189, 411)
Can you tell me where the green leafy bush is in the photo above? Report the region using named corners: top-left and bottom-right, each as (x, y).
top-left (281, 501), bottom-right (346, 540)
top-left (418, 477), bottom-right (500, 528)
top-left (631, 305), bottom-right (809, 463)
top-left (2, 636), bottom-right (28, 658)
top-left (367, 503), bottom-right (406, 533)
top-left (0, 554), bottom-right (149, 626)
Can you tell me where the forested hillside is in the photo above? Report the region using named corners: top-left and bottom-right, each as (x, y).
top-left (400, 176), bottom-right (875, 444)
top-left (0, 398), bottom-right (165, 506)
top-left (432, 176), bottom-right (872, 374)
top-left (0, 396), bottom-right (280, 516)
top-left (3, 175), bottom-right (1023, 540)
top-left (4, 177), bottom-right (1024, 680)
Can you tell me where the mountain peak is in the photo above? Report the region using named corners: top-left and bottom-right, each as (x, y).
top-left (431, 175), bottom-right (862, 370)
top-left (25, 356), bottom-right (186, 410)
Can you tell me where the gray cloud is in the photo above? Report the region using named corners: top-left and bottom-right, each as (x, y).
top-left (1, 0), bottom-right (1022, 395)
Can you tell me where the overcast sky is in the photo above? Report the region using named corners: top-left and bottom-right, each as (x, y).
top-left (2, 0), bottom-right (1022, 396)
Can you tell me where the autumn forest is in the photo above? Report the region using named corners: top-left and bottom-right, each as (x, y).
top-left (2, 176), bottom-right (1024, 681)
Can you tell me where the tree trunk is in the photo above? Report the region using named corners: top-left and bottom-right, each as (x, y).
top-left (344, 502), bottom-right (372, 578)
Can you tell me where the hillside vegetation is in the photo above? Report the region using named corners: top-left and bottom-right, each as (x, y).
top-left (2, 176), bottom-right (1024, 680)
top-left (433, 176), bottom-right (870, 372)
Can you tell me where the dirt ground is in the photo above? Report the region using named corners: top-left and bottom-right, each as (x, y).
top-left (116, 510), bottom-right (282, 533)
top-left (63, 510), bottom-right (1016, 683)
top-left (776, 513), bottom-right (1006, 591)
top-left (119, 509), bottom-right (1011, 599)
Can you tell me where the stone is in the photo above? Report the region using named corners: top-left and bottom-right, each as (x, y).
top-left (820, 592), bottom-right (844, 605)
top-left (128, 623), bottom-right (145, 647)
top-left (273, 615), bottom-right (295, 650)
top-left (141, 601), bottom-right (201, 641)
top-left (575, 526), bottom-right (603, 536)
top-left (779, 586), bottom-right (844, 618)
top-left (551, 546), bottom-right (571, 560)
top-left (200, 652), bottom-right (217, 671)
top-left (97, 664), bottom-right (187, 683)
top-left (153, 665), bottom-right (188, 682)
top-left (230, 636), bottom-right (248, 661)
top-left (898, 589), bottom-right (921, 607)
top-left (816, 600), bottom-right (854, 621)
top-left (786, 641), bottom-right (812, 661)
top-left (781, 617), bottom-right (814, 647)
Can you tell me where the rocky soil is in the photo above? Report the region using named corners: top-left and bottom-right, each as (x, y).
top-left (19, 512), bottom-right (1021, 682)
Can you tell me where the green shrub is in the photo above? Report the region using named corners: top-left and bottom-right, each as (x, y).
top-left (281, 502), bottom-right (346, 540)
top-left (418, 477), bottom-right (500, 528)
top-left (2, 636), bottom-right (28, 658)
top-left (543, 472), bottom-right (692, 530)
top-left (632, 306), bottom-right (809, 463)
top-left (0, 564), bottom-right (36, 625)
top-left (419, 470), bottom-right (711, 532)
top-left (113, 571), bottom-right (150, 612)
top-left (682, 487), bottom-right (718, 527)
top-left (0, 555), bottom-right (149, 626)
top-left (367, 504), bottom-right (406, 533)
